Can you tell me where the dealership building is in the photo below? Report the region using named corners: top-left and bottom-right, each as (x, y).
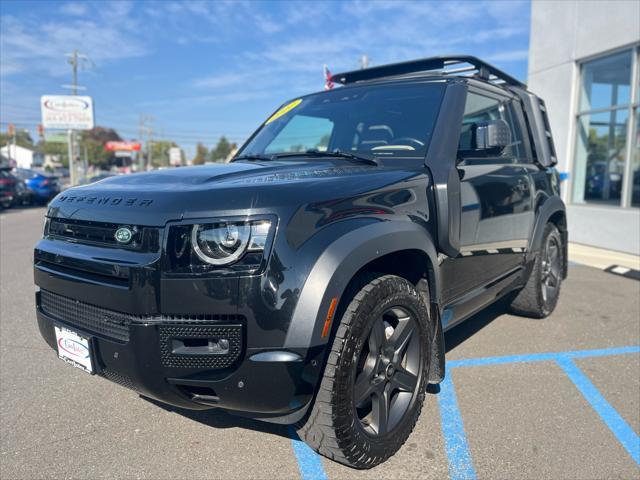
top-left (528, 0), bottom-right (640, 255)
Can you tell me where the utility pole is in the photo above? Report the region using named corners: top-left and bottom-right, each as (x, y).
top-left (66, 50), bottom-right (78, 185)
top-left (139, 115), bottom-right (154, 171)
top-left (64, 49), bottom-right (88, 185)
top-left (147, 121), bottom-right (153, 171)
top-left (69, 49), bottom-right (78, 95)
top-left (8, 123), bottom-right (16, 167)
top-left (360, 54), bottom-right (370, 70)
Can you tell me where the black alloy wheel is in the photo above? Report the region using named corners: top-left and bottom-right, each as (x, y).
top-left (509, 222), bottom-right (564, 318)
top-left (541, 232), bottom-right (562, 305)
top-left (297, 274), bottom-right (431, 469)
top-left (353, 306), bottom-right (422, 436)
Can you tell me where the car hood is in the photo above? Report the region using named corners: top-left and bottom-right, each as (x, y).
top-left (47, 160), bottom-right (423, 225)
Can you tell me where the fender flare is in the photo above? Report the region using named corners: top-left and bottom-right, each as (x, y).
top-left (526, 195), bottom-right (567, 276)
top-left (283, 220), bottom-right (441, 350)
top-left (527, 195), bottom-right (566, 256)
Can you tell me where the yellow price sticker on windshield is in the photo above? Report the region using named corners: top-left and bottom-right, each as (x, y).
top-left (265, 99), bottom-right (302, 125)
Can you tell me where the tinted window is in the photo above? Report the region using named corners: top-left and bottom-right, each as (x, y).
top-left (458, 91), bottom-right (527, 163)
top-left (241, 83), bottom-right (445, 159)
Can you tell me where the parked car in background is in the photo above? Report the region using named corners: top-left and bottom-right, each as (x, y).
top-left (0, 167), bottom-right (30, 209)
top-left (0, 168), bottom-right (15, 209)
top-left (13, 168), bottom-right (61, 205)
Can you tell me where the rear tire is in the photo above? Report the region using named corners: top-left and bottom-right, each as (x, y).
top-left (297, 274), bottom-right (431, 469)
top-left (509, 223), bottom-right (564, 318)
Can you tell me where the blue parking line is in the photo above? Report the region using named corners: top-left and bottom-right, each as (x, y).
top-left (287, 346), bottom-right (639, 479)
top-left (288, 427), bottom-right (328, 480)
top-left (448, 345), bottom-right (640, 369)
top-left (556, 356), bottom-right (640, 466)
top-left (437, 374), bottom-right (477, 480)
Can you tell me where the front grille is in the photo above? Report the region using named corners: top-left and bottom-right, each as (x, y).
top-left (159, 325), bottom-right (243, 369)
top-left (40, 290), bottom-right (134, 342)
top-left (47, 217), bottom-right (159, 251)
top-left (40, 290), bottom-right (245, 370)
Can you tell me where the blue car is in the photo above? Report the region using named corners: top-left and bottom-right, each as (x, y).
top-left (14, 168), bottom-right (60, 205)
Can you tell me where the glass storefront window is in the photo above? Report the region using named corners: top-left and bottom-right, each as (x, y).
top-left (573, 109), bottom-right (629, 205)
top-left (579, 50), bottom-right (632, 111)
top-left (632, 112), bottom-right (640, 207)
top-left (572, 48), bottom-right (639, 207)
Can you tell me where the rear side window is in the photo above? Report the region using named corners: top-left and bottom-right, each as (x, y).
top-left (458, 91), bottom-right (527, 164)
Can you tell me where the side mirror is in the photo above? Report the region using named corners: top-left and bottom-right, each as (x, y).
top-left (473, 119), bottom-right (511, 153)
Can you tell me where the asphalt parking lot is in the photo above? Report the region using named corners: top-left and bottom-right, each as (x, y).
top-left (1, 207), bottom-right (639, 480)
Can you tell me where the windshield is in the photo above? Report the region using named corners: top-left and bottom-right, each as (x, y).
top-left (240, 82), bottom-right (445, 160)
top-left (15, 169), bottom-right (37, 179)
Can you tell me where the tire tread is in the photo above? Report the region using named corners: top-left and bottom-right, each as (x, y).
top-left (297, 273), bottom-right (429, 468)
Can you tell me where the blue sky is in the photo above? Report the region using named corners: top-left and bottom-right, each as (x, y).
top-left (0, 0), bottom-right (531, 157)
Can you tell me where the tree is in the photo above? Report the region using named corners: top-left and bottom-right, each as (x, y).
top-left (79, 127), bottom-right (123, 170)
top-left (150, 141), bottom-right (178, 168)
top-left (0, 130), bottom-right (34, 149)
top-left (192, 143), bottom-right (208, 165)
top-left (210, 136), bottom-right (237, 162)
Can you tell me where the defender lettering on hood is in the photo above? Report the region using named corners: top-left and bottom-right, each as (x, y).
top-left (56, 195), bottom-right (153, 207)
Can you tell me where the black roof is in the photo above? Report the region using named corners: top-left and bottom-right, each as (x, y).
top-left (331, 55), bottom-right (526, 90)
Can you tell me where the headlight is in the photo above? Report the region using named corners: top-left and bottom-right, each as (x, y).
top-left (168, 219), bottom-right (273, 272)
top-left (192, 223), bottom-right (251, 265)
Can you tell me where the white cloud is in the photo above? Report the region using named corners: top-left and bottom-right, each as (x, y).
top-left (191, 72), bottom-right (255, 89)
top-left (0, 0), bottom-right (531, 151)
top-left (0, 8), bottom-right (149, 79)
top-left (59, 2), bottom-right (88, 16)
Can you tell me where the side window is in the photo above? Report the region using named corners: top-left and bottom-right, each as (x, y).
top-left (264, 115), bottom-right (333, 154)
top-left (458, 91), bottom-right (527, 164)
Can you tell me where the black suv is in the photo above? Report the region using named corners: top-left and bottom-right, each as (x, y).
top-left (34, 56), bottom-right (567, 468)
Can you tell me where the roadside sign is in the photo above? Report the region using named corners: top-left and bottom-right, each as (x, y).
top-left (169, 147), bottom-right (182, 166)
top-left (7, 123), bottom-right (15, 136)
top-left (45, 132), bottom-right (68, 143)
top-left (105, 141), bottom-right (141, 152)
top-left (41, 95), bottom-right (94, 130)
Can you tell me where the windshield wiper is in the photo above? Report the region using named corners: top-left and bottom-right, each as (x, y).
top-left (231, 154), bottom-right (274, 162)
top-left (273, 149), bottom-right (379, 166)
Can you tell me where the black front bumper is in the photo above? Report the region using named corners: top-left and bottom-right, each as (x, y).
top-left (36, 290), bottom-right (314, 416)
top-left (33, 236), bottom-right (318, 419)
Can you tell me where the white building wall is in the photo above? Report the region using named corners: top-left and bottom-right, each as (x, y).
top-left (528, 0), bottom-right (640, 255)
top-left (0, 145), bottom-right (36, 169)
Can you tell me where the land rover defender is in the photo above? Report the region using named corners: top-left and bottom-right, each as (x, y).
top-left (34, 56), bottom-right (567, 468)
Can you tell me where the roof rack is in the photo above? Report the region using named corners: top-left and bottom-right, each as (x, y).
top-left (331, 55), bottom-right (526, 89)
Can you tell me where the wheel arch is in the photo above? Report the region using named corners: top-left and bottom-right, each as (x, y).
top-left (346, 249), bottom-right (445, 383)
top-left (283, 220), bottom-right (445, 383)
top-left (528, 196), bottom-right (568, 279)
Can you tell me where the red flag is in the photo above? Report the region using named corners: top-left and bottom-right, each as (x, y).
top-left (324, 64), bottom-right (334, 90)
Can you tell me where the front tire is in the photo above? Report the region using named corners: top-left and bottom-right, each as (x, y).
top-left (509, 223), bottom-right (564, 318)
top-left (297, 274), bottom-right (431, 469)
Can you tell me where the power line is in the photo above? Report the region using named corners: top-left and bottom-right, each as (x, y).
top-left (0, 120), bottom-right (247, 143)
